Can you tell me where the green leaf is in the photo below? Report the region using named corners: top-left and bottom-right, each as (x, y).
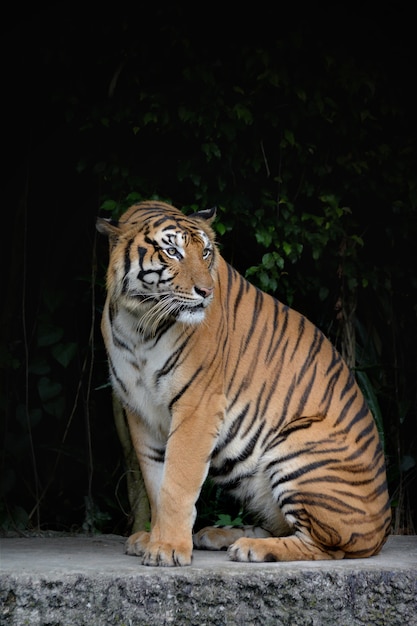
top-left (215, 513), bottom-right (243, 527)
top-left (51, 342), bottom-right (78, 368)
top-left (400, 455), bottom-right (416, 472)
top-left (143, 111), bottom-right (157, 125)
top-left (215, 222), bottom-right (227, 236)
top-left (255, 227), bottom-right (274, 248)
top-left (232, 103), bottom-right (253, 124)
top-left (38, 377), bottom-right (63, 402)
top-left (100, 199), bottom-right (118, 212)
top-left (126, 191), bottom-right (143, 203)
top-left (37, 323), bottom-right (64, 347)
top-left (201, 142), bottom-right (221, 160)
top-left (42, 396), bottom-right (66, 419)
top-left (284, 129), bottom-right (295, 145)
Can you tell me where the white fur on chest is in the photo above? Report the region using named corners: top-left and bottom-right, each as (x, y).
top-left (105, 307), bottom-right (178, 441)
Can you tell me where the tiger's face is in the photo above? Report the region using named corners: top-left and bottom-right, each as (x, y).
top-left (97, 202), bottom-right (218, 332)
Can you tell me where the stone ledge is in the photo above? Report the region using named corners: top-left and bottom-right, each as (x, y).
top-left (1, 534), bottom-right (416, 625)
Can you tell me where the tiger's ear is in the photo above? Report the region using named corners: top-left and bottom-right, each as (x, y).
top-left (96, 216), bottom-right (121, 237)
top-left (189, 206), bottom-right (217, 223)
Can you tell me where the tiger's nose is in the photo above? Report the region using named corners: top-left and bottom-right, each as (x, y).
top-left (195, 286), bottom-right (214, 298)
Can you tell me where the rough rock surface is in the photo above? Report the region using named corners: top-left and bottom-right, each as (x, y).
top-left (1, 534), bottom-right (416, 625)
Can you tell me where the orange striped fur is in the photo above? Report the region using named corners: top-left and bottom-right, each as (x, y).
top-left (97, 200), bottom-right (391, 566)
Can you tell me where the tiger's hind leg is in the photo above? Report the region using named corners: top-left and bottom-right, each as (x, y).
top-left (228, 535), bottom-right (345, 562)
top-left (193, 525), bottom-right (272, 551)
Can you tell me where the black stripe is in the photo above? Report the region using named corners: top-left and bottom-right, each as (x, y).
top-left (108, 301), bottom-right (116, 324)
top-left (265, 440), bottom-right (346, 474)
top-left (240, 384), bottom-right (266, 438)
top-left (279, 491), bottom-right (364, 515)
top-left (334, 389), bottom-right (358, 426)
top-left (271, 458), bottom-right (336, 489)
top-left (325, 347), bottom-right (343, 377)
top-left (242, 288), bottom-right (264, 352)
top-left (210, 422), bottom-right (265, 478)
top-left (344, 433), bottom-right (376, 462)
top-left (294, 363), bottom-right (318, 415)
top-left (168, 365), bottom-right (204, 411)
top-left (320, 360), bottom-right (344, 412)
top-left (212, 404), bottom-right (251, 457)
top-left (124, 237), bottom-right (134, 277)
top-left (343, 399), bottom-right (370, 433)
top-left (264, 303), bottom-right (280, 363)
top-left (339, 370), bottom-right (356, 400)
top-left (289, 314), bottom-right (306, 359)
top-left (258, 340), bottom-right (290, 433)
top-left (155, 337), bottom-right (191, 381)
top-left (228, 266), bottom-right (245, 331)
top-left (111, 326), bottom-right (133, 351)
top-left (355, 419), bottom-right (375, 444)
top-left (265, 304), bottom-right (289, 365)
top-left (108, 358), bottom-right (128, 395)
top-left (295, 327), bottom-right (324, 381)
top-left (144, 445), bottom-right (165, 463)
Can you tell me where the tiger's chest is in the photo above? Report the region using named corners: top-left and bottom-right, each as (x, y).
top-left (103, 307), bottom-right (180, 440)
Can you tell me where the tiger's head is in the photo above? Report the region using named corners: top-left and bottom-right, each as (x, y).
top-left (97, 201), bottom-right (218, 332)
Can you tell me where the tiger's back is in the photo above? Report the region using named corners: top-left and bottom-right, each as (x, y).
top-left (97, 200), bottom-right (391, 566)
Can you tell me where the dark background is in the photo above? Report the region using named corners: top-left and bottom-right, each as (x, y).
top-left (1, 4), bottom-right (416, 535)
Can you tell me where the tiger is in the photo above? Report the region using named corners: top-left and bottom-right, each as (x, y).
top-left (96, 199), bottom-right (391, 566)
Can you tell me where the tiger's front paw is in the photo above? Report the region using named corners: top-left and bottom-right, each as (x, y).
top-left (228, 535), bottom-right (344, 562)
top-left (228, 537), bottom-right (272, 562)
top-left (142, 540), bottom-right (193, 567)
top-left (126, 531), bottom-right (192, 566)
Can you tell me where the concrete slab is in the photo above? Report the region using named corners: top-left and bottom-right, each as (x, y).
top-left (1, 534), bottom-right (416, 625)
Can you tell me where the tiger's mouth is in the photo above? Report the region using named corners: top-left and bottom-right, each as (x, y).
top-left (131, 292), bottom-right (209, 309)
top-left (123, 290), bottom-right (211, 332)
top-left (128, 292), bottom-right (210, 318)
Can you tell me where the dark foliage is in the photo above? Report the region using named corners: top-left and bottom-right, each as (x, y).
top-left (1, 4), bottom-right (416, 534)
